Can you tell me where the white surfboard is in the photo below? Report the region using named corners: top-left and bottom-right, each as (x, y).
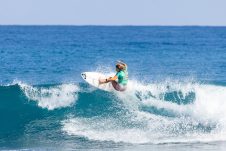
top-left (81, 72), bottom-right (115, 92)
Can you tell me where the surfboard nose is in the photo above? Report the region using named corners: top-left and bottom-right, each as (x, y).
top-left (81, 72), bottom-right (86, 79)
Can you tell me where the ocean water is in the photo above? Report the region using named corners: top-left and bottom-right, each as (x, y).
top-left (0, 26), bottom-right (226, 150)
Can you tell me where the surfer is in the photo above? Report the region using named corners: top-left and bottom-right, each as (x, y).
top-left (99, 61), bottom-right (128, 91)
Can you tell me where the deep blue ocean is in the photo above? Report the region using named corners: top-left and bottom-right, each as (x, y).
top-left (0, 26), bottom-right (226, 150)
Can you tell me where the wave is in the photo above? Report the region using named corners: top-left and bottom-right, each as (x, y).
top-left (19, 82), bottom-right (79, 110)
top-left (1, 80), bottom-right (226, 144)
top-left (62, 80), bottom-right (226, 144)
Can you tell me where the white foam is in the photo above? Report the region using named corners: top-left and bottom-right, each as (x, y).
top-left (62, 118), bottom-right (151, 144)
top-left (114, 80), bottom-right (196, 116)
top-left (62, 115), bottom-right (226, 144)
top-left (62, 79), bottom-right (226, 144)
top-left (118, 80), bottom-right (226, 122)
top-left (192, 84), bottom-right (226, 123)
top-left (18, 82), bottom-right (79, 110)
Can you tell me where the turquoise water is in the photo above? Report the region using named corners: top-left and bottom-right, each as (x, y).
top-left (0, 26), bottom-right (226, 150)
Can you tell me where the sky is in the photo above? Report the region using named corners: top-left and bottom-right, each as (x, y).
top-left (0, 0), bottom-right (226, 25)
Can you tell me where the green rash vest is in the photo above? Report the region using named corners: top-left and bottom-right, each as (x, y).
top-left (116, 70), bottom-right (128, 85)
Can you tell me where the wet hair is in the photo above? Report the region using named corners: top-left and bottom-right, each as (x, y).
top-left (116, 64), bottom-right (124, 70)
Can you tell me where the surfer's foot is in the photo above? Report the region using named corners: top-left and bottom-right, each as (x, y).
top-left (99, 78), bottom-right (105, 85)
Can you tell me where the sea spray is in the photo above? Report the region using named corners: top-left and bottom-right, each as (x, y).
top-left (18, 82), bottom-right (79, 110)
top-left (62, 80), bottom-right (226, 144)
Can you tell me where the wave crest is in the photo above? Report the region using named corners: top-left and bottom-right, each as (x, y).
top-left (18, 82), bottom-right (79, 110)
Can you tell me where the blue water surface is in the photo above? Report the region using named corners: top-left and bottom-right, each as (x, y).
top-left (0, 26), bottom-right (226, 151)
top-left (1, 26), bottom-right (226, 84)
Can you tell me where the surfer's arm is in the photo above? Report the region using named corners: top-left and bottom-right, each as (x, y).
top-left (106, 75), bottom-right (117, 82)
top-left (99, 76), bottom-right (117, 84)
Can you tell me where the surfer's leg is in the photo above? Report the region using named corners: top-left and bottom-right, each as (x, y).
top-left (111, 81), bottom-right (126, 91)
top-left (111, 81), bottom-right (118, 90)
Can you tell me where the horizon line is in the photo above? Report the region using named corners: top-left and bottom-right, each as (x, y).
top-left (0, 24), bottom-right (226, 27)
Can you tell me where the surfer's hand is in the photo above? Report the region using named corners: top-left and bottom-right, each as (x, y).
top-left (99, 78), bottom-right (109, 84)
top-left (107, 77), bottom-right (112, 82)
